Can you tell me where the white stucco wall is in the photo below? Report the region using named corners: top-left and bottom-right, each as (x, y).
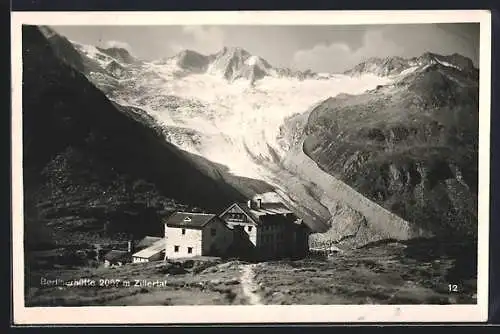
top-left (164, 225), bottom-right (203, 259)
top-left (164, 219), bottom-right (234, 259)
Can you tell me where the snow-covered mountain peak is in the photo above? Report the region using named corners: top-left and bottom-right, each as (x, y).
top-left (207, 46), bottom-right (269, 82)
top-left (245, 55), bottom-right (259, 66)
top-left (172, 49), bottom-right (211, 73)
top-left (245, 55), bottom-right (272, 69)
top-left (176, 49), bottom-right (206, 58)
top-left (344, 52), bottom-right (477, 78)
top-left (414, 52), bottom-right (476, 72)
top-left (96, 46), bottom-right (137, 64)
top-left (216, 46), bottom-right (252, 58)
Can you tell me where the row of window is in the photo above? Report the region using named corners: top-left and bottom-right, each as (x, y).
top-left (229, 221), bottom-right (279, 232)
top-left (262, 224), bottom-right (281, 231)
top-left (261, 233), bottom-right (285, 243)
top-left (231, 224), bottom-right (253, 232)
top-left (226, 213), bottom-right (246, 221)
top-left (173, 245), bottom-right (193, 254)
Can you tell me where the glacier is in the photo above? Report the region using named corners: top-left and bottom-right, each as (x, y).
top-left (114, 62), bottom-right (393, 178)
top-left (75, 43), bottom-right (399, 230)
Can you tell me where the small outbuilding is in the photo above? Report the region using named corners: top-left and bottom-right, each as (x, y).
top-left (103, 250), bottom-right (131, 268)
top-left (132, 238), bottom-right (166, 263)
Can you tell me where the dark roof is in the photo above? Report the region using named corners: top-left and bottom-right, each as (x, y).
top-left (222, 201), bottom-right (297, 225)
top-left (104, 250), bottom-right (130, 262)
top-left (164, 212), bottom-right (217, 229)
top-left (136, 236), bottom-right (162, 249)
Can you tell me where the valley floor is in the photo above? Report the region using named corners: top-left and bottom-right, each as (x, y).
top-left (25, 238), bottom-right (476, 306)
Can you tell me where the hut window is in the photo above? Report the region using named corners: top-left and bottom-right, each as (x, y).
top-left (174, 245), bottom-right (179, 252)
top-left (187, 247), bottom-right (193, 254)
top-left (248, 226), bottom-right (253, 232)
top-left (182, 229), bottom-right (186, 235)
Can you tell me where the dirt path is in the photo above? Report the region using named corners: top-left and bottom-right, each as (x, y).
top-left (240, 264), bottom-right (263, 305)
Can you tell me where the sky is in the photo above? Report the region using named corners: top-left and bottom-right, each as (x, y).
top-left (52, 23), bottom-right (479, 73)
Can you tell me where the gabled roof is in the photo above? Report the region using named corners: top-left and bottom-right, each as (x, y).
top-left (164, 212), bottom-right (217, 229)
top-left (132, 239), bottom-right (165, 259)
top-left (104, 250), bottom-right (130, 262)
top-left (136, 236), bottom-right (162, 249)
top-left (220, 201), bottom-right (295, 225)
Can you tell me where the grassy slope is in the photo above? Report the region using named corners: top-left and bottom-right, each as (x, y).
top-left (253, 238), bottom-right (477, 305)
top-left (26, 259), bottom-right (248, 306)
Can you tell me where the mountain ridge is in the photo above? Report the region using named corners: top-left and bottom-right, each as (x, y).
top-left (344, 52), bottom-right (478, 78)
top-left (22, 25), bottom-right (247, 249)
top-left (59, 28), bottom-right (477, 85)
top-left (279, 54), bottom-right (479, 243)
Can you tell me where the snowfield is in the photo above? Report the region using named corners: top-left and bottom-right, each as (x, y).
top-left (108, 60), bottom-right (393, 179)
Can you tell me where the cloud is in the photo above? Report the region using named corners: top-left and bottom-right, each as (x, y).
top-left (169, 26), bottom-right (226, 55)
top-left (104, 40), bottom-right (132, 51)
top-left (291, 28), bottom-right (405, 73)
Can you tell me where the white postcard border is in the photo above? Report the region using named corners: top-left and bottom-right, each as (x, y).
top-left (10, 10), bottom-right (492, 324)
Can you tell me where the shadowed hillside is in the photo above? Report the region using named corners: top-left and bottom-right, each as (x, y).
top-left (22, 25), bottom-right (246, 249)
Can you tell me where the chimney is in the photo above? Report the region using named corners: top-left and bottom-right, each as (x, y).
top-left (256, 198), bottom-right (262, 209)
top-left (127, 240), bottom-right (134, 253)
top-left (247, 199), bottom-right (253, 209)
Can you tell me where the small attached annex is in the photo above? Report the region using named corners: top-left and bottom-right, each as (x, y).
top-left (132, 238), bottom-right (165, 263)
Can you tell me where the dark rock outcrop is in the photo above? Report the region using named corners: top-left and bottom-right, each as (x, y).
top-left (175, 49), bottom-right (210, 73)
top-left (96, 46), bottom-right (137, 64)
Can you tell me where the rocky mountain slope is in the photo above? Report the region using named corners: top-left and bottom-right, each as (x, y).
top-left (280, 55), bottom-right (479, 242)
top-left (22, 25), bottom-right (246, 250)
top-left (345, 52), bottom-right (478, 78)
top-left (40, 28), bottom-right (404, 243)
top-left (32, 25), bottom-right (478, 250)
